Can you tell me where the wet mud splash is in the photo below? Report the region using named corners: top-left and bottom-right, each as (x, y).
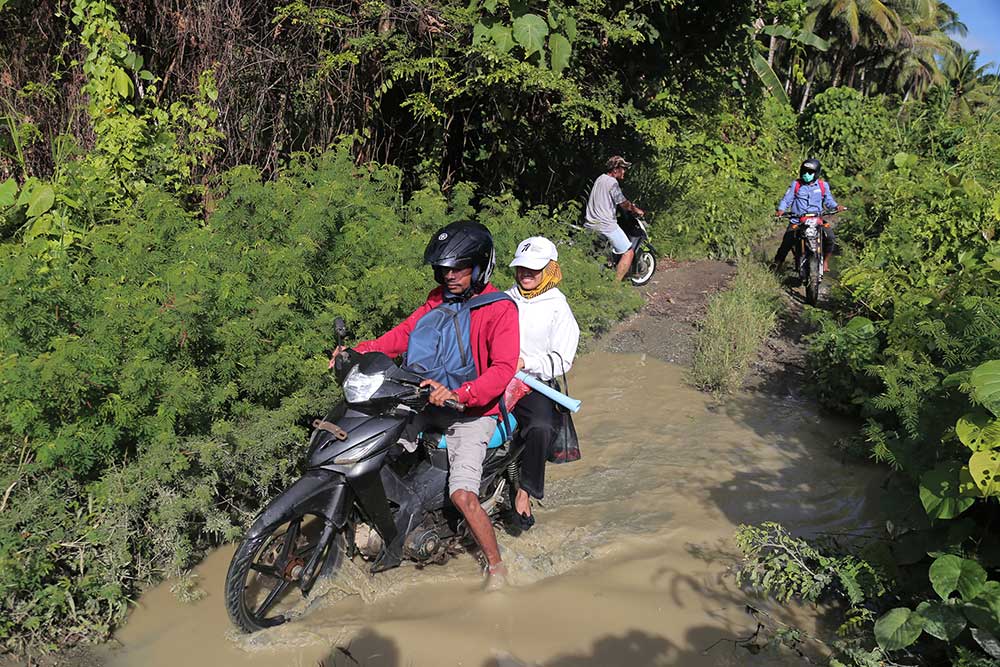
top-left (99, 352), bottom-right (878, 667)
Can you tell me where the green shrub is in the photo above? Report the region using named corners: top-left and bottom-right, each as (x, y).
top-left (636, 99), bottom-right (796, 260)
top-left (0, 147), bottom-right (641, 652)
top-left (798, 87), bottom-right (894, 178)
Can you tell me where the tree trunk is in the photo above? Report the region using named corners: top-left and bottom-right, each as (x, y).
top-left (799, 66), bottom-right (817, 112)
top-left (767, 18), bottom-right (779, 67)
top-left (832, 50), bottom-right (845, 87)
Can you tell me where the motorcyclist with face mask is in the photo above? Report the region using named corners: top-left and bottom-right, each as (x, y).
top-left (773, 158), bottom-right (844, 273)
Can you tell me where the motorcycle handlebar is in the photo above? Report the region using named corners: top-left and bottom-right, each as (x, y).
top-left (775, 207), bottom-right (847, 219)
top-left (417, 384), bottom-right (466, 412)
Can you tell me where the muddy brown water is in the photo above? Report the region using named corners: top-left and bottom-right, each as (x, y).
top-left (96, 352), bottom-right (878, 667)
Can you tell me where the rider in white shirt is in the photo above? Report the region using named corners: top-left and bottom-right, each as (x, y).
top-left (505, 236), bottom-right (580, 528)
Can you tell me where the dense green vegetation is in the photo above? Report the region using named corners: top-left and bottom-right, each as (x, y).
top-left (1, 0), bottom-right (998, 663)
top-left (736, 56), bottom-right (1000, 667)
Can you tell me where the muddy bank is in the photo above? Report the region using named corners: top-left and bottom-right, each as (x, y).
top-left (90, 349), bottom-right (878, 667)
top-left (600, 258), bottom-right (737, 367)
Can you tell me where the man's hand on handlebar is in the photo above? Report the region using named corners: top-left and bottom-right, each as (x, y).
top-left (328, 345), bottom-right (347, 369)
top-left (420, 378), bottom-right (464, 409)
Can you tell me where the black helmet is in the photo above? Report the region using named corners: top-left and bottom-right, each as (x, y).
top-left (423, 221), bottom-right (496, 295)
top-left (800, 158), bottom-right (821, 178)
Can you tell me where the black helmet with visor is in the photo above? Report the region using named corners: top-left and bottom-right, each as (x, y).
top-left (423, 221), bottom-right (496, 297)
top-left (799, 158), bottom-right (821, 184)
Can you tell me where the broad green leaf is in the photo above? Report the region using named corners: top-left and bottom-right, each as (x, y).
top-left (920, 464), bottom-right (976, 519)
top-left (957, 411), bottom-right (1000, 451)
top-left (973, 628), bottom-right (1000, 659)
top-left (971, 361), bottom-right (1000, 416)
top-left (549, 33), bottom-right (571, 74)
top-left (113, 68), bottom-right (133, 98)
top-left (16, 176), bottom-right (39, 206)
top-left (26, 184), bottom-right (55, 218)
top-left (929, 554), bottom-right (987, 600)
top-left (916, 600), bottom-right (966, 641)
top-left (563, 14), bottom-right (577, 42)
top-left (750, 52), bottom-right (790, 106)
top-left (943, 370), bottom-right (971, 388)
top-left (874, 607), bottom-right (924, 650)
top-left (483, 0), bottom-right (496, 12)
top-left (970, 450), bottom-right (1000, 496)
top-left (491, 25), bottom-right (514, 54)
top-left (893, 152), bottom-right (918, 169)
top-left (24, 214), bottom-right (51, 241)
top-left (512, 13), bottom-right (548, 56)
top-left (794, 30), bottom-right (829, 51)
top-left (761, 24), bottom-right (796, 39)
top-left (0, 177), bottom-right (17, 208)
top-left (964, 582), bottom-right (1000, 635)
top-left (845, 316), bottom-right (874, 333)
top-left (473, 21), bottom-right (490, 46)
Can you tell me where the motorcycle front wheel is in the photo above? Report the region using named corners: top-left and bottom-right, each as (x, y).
top-left (225, 512), bottom-right (345, 633)
top-left (805, 254), bottom-right (821, 305)
top-left (630, 249), bottom-right (656, 286)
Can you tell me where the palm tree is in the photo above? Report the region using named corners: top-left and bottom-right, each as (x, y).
top-left (805, 0), bottom-right (902, 88)
top-left (886, 0), bottom-right (960, 101)
top-left (809, 0), bottom-right (901, 48)
top-left (943, 47), bottom-right (995, 115)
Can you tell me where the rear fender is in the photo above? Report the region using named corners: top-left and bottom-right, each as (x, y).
top-left (246, 470), bottom-right (350, 542)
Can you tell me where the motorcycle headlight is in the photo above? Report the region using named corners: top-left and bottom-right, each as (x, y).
top-left (342, 365), bottom-right (386, 403)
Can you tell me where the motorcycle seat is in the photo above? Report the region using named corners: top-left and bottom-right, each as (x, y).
top-left (434, 413), bottom-right (518, 450)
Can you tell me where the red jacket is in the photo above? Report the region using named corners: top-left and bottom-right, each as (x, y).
top-left (354, 284), bottom-right (519, 417)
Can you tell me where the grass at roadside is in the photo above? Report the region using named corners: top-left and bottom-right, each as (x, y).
top-left (689, 261), bottom-right (783, 393)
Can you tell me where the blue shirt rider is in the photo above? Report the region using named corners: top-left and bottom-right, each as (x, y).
top-left (773, 158), bottom-right (844, 273)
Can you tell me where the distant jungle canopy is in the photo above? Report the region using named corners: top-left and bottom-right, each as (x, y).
top-left (3, 0), bottom-right (990, 205)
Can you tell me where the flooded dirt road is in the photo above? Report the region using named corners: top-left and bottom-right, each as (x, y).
top-left (99, 351), bottom-right (878, 667)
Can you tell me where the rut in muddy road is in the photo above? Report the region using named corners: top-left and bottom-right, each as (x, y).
top-left (97, 267), bottom-right (879, 667)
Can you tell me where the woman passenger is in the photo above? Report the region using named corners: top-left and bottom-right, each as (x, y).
top-left (506, 236), bottom-right (580, 529)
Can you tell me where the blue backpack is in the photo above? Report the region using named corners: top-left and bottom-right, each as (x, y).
top-left (404, 291), bottom-right (514, 390)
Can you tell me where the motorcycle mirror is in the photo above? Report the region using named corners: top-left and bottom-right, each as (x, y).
top-left (334, 317), bottom-right (347, 347)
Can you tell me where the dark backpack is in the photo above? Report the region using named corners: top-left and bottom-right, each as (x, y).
top-left (404, 291), bottom-right (513, 389)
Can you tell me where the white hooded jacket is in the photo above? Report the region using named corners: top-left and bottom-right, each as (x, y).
top-left (505, 286), bottom-right (580, 381)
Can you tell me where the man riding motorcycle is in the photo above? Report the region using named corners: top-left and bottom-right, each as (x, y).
top-left (585, 155), bottom-right (646, 281)
top-left (773, 158), bottom-right (844, 274)
top-left (328, 221), bottom-right (519, 588)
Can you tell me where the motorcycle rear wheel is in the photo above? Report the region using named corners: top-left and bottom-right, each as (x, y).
top-left (630, 250), bottom-right (656, 286)
top-left (805, 254), bottom-right (821, 305)
top-left (225, 512), bottom-right (344, 633)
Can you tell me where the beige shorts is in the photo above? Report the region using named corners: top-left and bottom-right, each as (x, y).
top-left (400, 413), bottom-right (496, 497)
top-left (443, 415), bottom-right (496, 497)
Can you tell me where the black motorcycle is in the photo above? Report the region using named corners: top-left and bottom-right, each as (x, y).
top-left (570, 213), bottom-right (658, 286)
top-left (615, 214), bottom-right (658, 286)
top-left (777, 208), bottom-right (845, 305)
top-left (224, 320), bottom-right (523, 633)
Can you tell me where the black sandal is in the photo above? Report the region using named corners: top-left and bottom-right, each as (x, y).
top-left (517, 511), bottom-right (535, 530)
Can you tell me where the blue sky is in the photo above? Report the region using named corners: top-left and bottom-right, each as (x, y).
top-left (948, 0), bottom-right (1000, 72)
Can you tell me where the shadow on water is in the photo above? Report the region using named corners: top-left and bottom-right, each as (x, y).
top-left (703, 391), bottom-right (879, 535)
top-left (320, 626), bottom-right (805, 667)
